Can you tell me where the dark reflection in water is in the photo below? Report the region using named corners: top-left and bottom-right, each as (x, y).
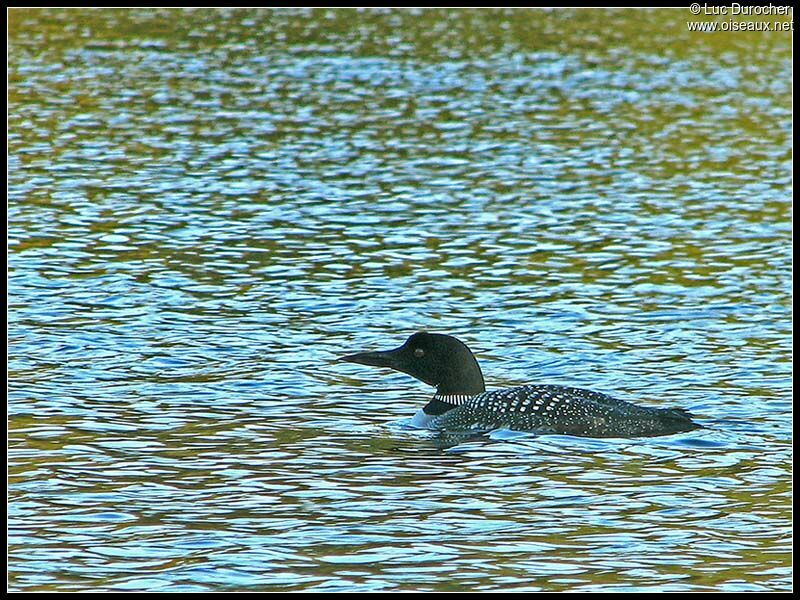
top-left (9, 8), bottom-right (791, 592)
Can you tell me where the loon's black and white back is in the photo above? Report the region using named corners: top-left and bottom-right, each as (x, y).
top-left (338, 332), bottom-right (701, 438)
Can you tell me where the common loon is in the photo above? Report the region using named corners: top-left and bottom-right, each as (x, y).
top-left (338, 332), bottom-right (701, 438)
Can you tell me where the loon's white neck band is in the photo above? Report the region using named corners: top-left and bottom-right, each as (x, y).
top-left (432, 393), bottom-right (474, 405)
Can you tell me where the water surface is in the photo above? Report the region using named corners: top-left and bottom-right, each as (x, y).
top-left (8, 8), bottom-right (792, 592)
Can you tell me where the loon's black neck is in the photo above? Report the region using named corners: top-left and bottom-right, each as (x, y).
top-left (429, 335), bottom-right (486, 396)
top-left (435, 361), bottom-right (486, 396)
top-left (424, 351), bottom-right (485, 415)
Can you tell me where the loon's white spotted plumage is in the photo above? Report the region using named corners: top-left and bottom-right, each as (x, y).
top-left (339, 332), bottom-right (701, 438)
top-left (427, 385), bottom-right (696, 437)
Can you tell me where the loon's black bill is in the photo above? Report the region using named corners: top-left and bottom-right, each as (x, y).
top-left (337, 349), bottom-right (401, 369)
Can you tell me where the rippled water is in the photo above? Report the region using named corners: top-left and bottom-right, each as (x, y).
top-left (8, 8), bottom-right (792, 592)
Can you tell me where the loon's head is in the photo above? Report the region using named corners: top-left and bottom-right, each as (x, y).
top-left (338, 332), bottom-right (486, 395)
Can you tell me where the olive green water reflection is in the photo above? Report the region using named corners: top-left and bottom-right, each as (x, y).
top-left (8, 8), bottom-right (791, 592)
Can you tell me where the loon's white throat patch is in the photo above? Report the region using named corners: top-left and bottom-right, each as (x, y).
top-left (410, 408), bottom-right (437, 429)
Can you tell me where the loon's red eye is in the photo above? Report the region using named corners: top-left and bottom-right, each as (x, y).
top-left (414, 348), bottom-right (425, 358)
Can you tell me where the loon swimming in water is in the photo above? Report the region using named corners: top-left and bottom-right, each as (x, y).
top-left (338, 332), bottom-right (701, 438)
